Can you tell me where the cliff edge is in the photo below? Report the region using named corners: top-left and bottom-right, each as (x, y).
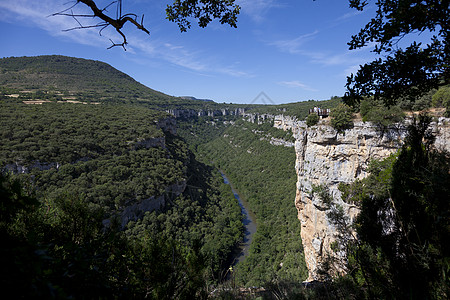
top-left (275, 115), bottom-right (450, 280)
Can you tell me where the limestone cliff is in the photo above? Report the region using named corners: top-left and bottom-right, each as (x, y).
top-left (274, 115), bottom-right (450, 281)
top-left (166, 107), bottom-right (246, 118)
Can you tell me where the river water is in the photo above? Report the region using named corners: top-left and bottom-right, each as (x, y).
top-left (220, 171), bottom-right (257, 266)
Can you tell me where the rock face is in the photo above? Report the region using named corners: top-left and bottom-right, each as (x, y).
top-left (166, 107), bottom-right (246, 119)
top-left (274, 115), bottom-right (450, 281)
top-left (113, 180), bottom-right (187, 227)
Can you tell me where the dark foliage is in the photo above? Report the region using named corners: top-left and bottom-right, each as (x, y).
top-left (306, 113), bottom-right (319, 127)
top-left (0, 172), bottom-right (210, 298)
top-left (344, 0), bottom-right (449, 107)
top-left (328, 114), bottom-right (450, 299)
top-left (166, 0), bottom-right (240, 32)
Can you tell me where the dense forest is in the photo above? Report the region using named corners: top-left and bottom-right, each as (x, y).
top-left (1, 55), bottom-right (449, 299)
top-left (0, 56), bottom-right (251, 298)
top-left (178, 118), bottom-right (308, 286)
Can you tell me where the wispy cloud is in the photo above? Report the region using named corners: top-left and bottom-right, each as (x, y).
top-left (218, 65), bottom-right (253, 78)
top-left (0, 0), bottom-right (252, 78)
top-left (335, 10), bottom-right (364, 22)
top-left (0, 0), bottom-right (113, 47)
top-left (278, 80), bottom-right (318, 92)
top-left (237, 0), bottom-right (283, 23)
top-left (268, 32), bottom-right (372, 73)
top-left (308, 51), bottom-right (355, 66)
top-left (127, 33), bottom-right (253, 78)
top-left (269, 30), bottom-right (319, 54)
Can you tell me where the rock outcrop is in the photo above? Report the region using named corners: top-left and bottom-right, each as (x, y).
top-left (274, 115), bottom-right (450, 281)
top-left (156, 117), bottom-right (177, 135)
top-left (108, 180), bottom-right (187, 228)
top-left (166, 107), bottom-right (246, 119)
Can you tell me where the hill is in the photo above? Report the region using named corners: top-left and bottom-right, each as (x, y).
top-left (0, 55), bottom-right (166, 97)
top-left (0, 55), bottom-right (247, 111)
top-left (0, 55), bottom-right (345, 117)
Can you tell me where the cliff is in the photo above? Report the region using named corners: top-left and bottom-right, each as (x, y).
top-left (166, 107), bottom-right (246, 118)
top-left (274, 115), bottom-right (450, 281)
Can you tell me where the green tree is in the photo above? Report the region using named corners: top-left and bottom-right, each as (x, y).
top-left (330, 103), bottom-right (354, 133)
top-left (344, 0), bottom-right (449, 107)
top-left (0, 171), bottom-right (211, 298)
top-left (306, 113), bottom-right (320, 127)
top-left (432, 85), bottom-right (450, 115)
top-left (362, 104), bottom-right (405, 133)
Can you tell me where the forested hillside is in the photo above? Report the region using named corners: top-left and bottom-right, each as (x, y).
top-left (0, 55), bottom-right (250, 112)
top-left (0, 55), bottom-right (171, 100)
top-left (0, 56), bottom-right (246, 298)
top-left (178, 117), bottom-right (309, 286)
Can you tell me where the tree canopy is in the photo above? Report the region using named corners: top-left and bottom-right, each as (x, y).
top-left (344, 0), bottom-right (450, 107)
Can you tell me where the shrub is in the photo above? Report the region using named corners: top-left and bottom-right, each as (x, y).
top-left (306, 113), bottom-right (319, 127)
top-left (331, 103), bottom-right (354, 133)
top-left (432, 85), bottom-right (450, 108)
top-left (359, 99), bottom-right (372, 118)
top-left (363, 105), bottom-right (405, 132)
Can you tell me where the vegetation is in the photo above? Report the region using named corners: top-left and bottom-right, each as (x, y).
top-left (344, 0), bottom-right (449, 107)
top-left (0, 102), bottom-right (178, 213)
top-left (319, 115), bottom-right (450, 299)
top-left (2, 53), bottom-right (449, 298)
top-left (245, 97), bottom-right (341, 120)
top-left (0, 71), bottom-right (244, 297)
top-left (359, 98), bottom-right (405, 132)
top-left (432, 85), bottom-right (450, 108)
top-left (56, 0), bottom-right (240, 48)
top-left (330, 103), bottom-right (354, 133)
top-left (432, 85), bottom-right (450, 117)
top-left (181, 118), bottom-right (309, 286)
top-left (306, 112), bottom-right (319, 127)
top-left (0, 172), bottom-right (211, 298)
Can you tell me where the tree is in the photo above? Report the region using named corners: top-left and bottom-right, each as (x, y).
top-left (360, 99), bottom-right (405, 133)
top-left (306, 113), bottom-right (320, 127)
top-left (330, 103), bottom-right (354, 133)
top-left (54, 0), bottom-right (240, 49)
top-left (343, 0), bottom-right (449, 107)
top-left (432, 85), bottom-right (450, 115)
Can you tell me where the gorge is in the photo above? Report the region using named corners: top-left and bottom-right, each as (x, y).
top-left (2, 55), bottom-right (449, 297)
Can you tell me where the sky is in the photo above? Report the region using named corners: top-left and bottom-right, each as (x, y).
top-left (0, 0), bottom-right (424, 104)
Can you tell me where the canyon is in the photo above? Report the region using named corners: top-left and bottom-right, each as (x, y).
top-left (168, 107), bottom-right (450, 280)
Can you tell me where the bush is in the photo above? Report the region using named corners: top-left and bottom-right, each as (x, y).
top-left (359, 99), bottom-right (373, 118)
top-left (432, 85), bottom-right (450, 108)
top-left (363, 105), bottom-right (405, 131)
top-left (331, 103), bottom-right (354, 133)
top-left (306, 113), bottom-right (319, 127)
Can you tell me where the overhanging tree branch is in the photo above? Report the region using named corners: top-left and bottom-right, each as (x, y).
top-left (52, 0), bottom-right (240, 50)
top-left (343, 0), bottom-right (450, 107)
top-left (51, 0), bottom-right (150, 50)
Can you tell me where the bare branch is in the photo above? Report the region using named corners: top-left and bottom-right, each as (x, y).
top-left (62, 23), bottom-right (108, 32)
top-left (51, 0), bottom-right (150, 49)
top-left (48, 1), bottom-right (80, 17)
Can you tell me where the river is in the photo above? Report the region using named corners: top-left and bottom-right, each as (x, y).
top-left (220, 171), bottom-right (257, 266)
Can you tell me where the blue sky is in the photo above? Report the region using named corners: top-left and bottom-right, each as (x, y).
top-left (0, 1), bottom-right (411, 104)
